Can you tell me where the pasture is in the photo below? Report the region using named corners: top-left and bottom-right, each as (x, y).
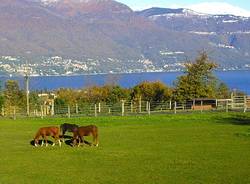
top-left (0, 113), bottom-right (250, 184)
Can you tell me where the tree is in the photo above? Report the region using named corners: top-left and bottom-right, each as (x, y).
top-left (84, 86), bottom-right (106, 103)
top-left (80, 85), bottom-right (130, 104)
top-left (56, 88), bottom-right (78, 106)
top-left (29, 91), bottom-right (42, 109)
top-left (173, 52), bottom-right (218, 101)
top-left (103, 85), bottom-right (130, 104)
top-left (0, 83), bottom-right (4, 110)
top-left (132, 81), bottom-right (172, 102)
top-left (216, 82), bottom-right (230, 99)
top-left (4, 80), bottom-right (22, 107)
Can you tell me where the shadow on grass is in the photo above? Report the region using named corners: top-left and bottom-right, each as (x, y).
top-left (216, 114), bottom-right (250, 126)
top-left (235, 131), bottom-right (250, 137)
top-left (63, 135), bottom-right (93, 147)
top-left (30, 140), bottom-right (54, 146)
top-left (65, 139), bottom-right (93, 147)
top-left (30, 135), bottom-right (94, 147)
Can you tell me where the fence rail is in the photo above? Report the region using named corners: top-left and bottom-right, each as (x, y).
top-left (1, 97), bottom-right (250, 119)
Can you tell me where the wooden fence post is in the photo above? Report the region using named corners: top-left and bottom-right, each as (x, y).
top-left (226, 100), bottom-right (228, 113)
top-left (1, 107), bottom-right (4, 117)
top-left (139, 96), bottom-right (142, 113)
top-left (121, 100), bottom-right (125, 116)
top-left (148, 102), bottom-right (151, 115)
top-left (174, 102), bottom-right (177, 114)
top-left (40, 105), bottom-right (44, 119)
top-left (201, 100), bottom-right (203, 113)
top-left (244, 96), bottom-right (247, 113)
top-left (94, 104), bottom-right (97, 117)
top-left (98, 103), bottom-right (101, 113)
top-left (76, 104), bottom-right (79, 114)
top-left (51, 100), bottom-right (55, 116)
top-left (68, 105), bottom-right (71, 118)
top-left (13, 106), bottom-right (16, 120)
top-left (130, 101), bottom-right (133, 113)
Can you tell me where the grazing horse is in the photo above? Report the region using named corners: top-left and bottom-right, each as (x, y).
top-left (73, 125), bottom-right (99, 147)
top-left (60, 123), bottom-right (79, 142)
top-left (34, 126), bottom-right (61, 147)
top-left (60, 123), bottom-right (79, 136)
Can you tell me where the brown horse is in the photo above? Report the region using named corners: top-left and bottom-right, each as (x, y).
top-left (73, 125), bottom-right (99, 147)
top-left (34, 126), bottom-right (61, 147)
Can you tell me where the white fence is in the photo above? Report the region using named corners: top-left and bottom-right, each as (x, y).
top-left (1, 97), bottom-right (249, 119)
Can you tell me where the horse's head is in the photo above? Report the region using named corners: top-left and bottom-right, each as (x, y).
top-left (72, 126), bottom-right (78, 133)
top-left (34, 138), bottom-right (39, 147)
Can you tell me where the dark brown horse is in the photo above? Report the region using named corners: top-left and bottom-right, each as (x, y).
top-left (60, 123), bottom-right (79, 142)
top-left (73, 125), bottom-right (99, 147)
top-left (34, 126), bottom-right (61, 147)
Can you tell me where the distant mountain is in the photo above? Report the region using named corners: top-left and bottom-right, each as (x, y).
top-left (0, 1), bottom-right (249, 75)
top-left (137, 7), bottom-right (250, 66)
top-left (186, 2), bottom-right (250, 17)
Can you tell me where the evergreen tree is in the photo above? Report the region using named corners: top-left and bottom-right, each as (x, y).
top-left (173, 52), bottom-right (218, 101)
top-left (216, 82), bottom-right (230, 99)
top-left (4, 80), bottom-right (23, 111)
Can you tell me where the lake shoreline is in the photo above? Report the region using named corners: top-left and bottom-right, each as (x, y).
top-left (0, 70), bottom-right (249, 94)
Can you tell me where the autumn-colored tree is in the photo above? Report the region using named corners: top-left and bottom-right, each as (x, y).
top-left (84, 86), bottom-right (106, 103)
top-left (132, 81), bottom-right (172, 102)
top-left (56, 88), bottom-right (78, 106)
top-left (79, 85), bottom-right (130, 104)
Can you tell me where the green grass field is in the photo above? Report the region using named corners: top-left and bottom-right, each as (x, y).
top-left (0, 112), bottom-right (250, 184)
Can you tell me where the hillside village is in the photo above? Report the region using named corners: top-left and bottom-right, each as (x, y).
top-left (0, 55), bottom-right (249, 76)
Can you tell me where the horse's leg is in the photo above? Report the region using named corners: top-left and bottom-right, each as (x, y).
top-left (72, 132), bottom-right (78, 147)
top-left (73, 137), bottom-right (77, 147)
top-left (45, 136), bottom-right (48, 147)
top-left (78, 136), bottom-right (83, 147)
top-left (34, 139), bottom-right (39, 147)
top-left (93, 130), bottom-right (99, 147)
top-left (41, 135), bottom-right (45, 147)
top-left (58, 137), bottom-right (61, 147)
top-left (94, 134), bottom-right (99, 147)
top-left (55, 134), bottom-right (61, 147)
top-left (62, 129), bottom-right (66, 143)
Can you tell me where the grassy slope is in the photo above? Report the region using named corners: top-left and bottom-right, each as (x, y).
top-left (0, 112), bottom-right (250, 184)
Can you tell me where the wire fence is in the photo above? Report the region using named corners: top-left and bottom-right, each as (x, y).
top-left (1, 96), bottom-right (250, 119)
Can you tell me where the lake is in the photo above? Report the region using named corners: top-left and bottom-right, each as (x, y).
top-left (0, 70), bottom-right (250, 94)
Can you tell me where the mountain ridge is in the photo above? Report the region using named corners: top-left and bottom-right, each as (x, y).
top-left (0, 0), bottom-right (249, 75)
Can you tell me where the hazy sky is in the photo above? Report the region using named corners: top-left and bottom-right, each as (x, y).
top-left (116, 0), bottom-right (250, 11)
